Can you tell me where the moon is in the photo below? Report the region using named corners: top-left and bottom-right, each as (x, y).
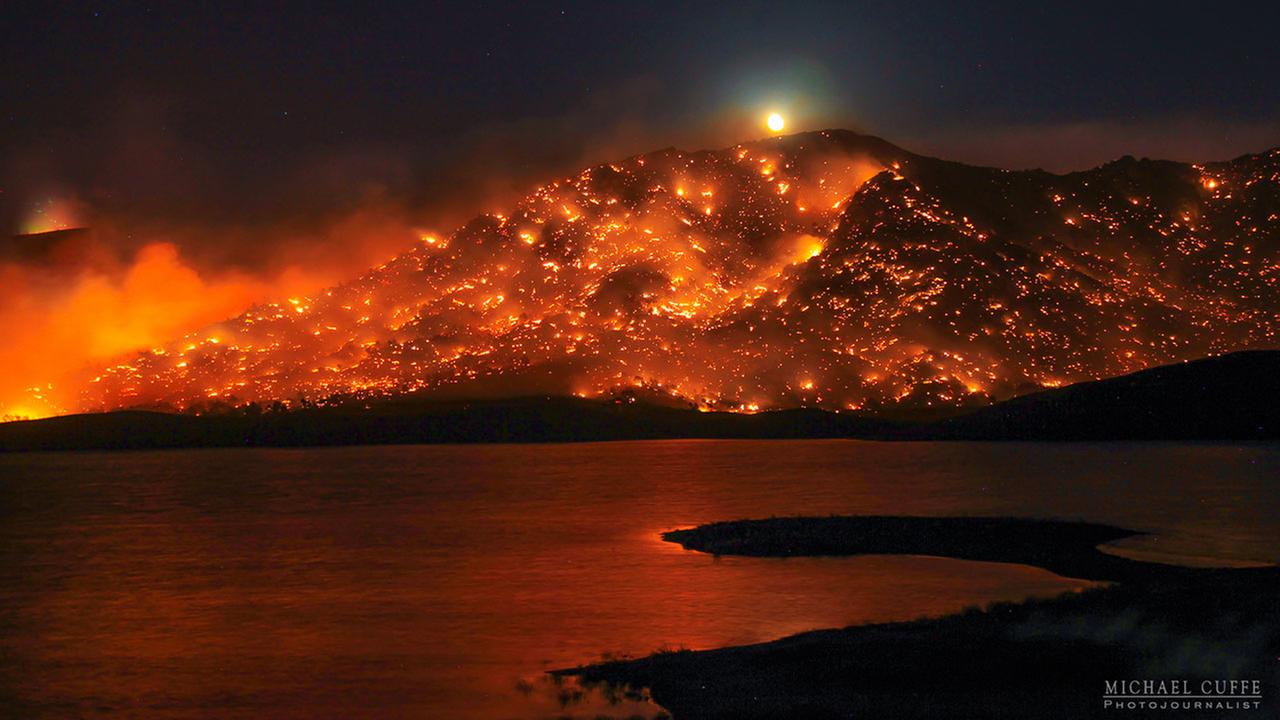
top-left (766, 113), bottom-right (785, 133)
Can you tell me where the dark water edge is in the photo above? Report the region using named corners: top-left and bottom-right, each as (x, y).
top-left (565, 516), bottom-right (1280, 719)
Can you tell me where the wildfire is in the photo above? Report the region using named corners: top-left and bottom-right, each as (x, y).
top-left (53, 132), bottom-right (1280, 418)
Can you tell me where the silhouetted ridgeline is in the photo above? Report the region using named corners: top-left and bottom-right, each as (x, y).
top-left (922, 349), bottom-right (1280, 440)
top-left (0, 398), bottom-right (897, 452)
top-left (80, 131), bottom-right (1280, 417)
top-left (1, 351), bottom-right (1277, 451)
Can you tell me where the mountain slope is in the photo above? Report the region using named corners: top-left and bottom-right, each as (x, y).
top-left (924, 349), bottom-right (1280, 440)
top-left (78, 131), bottom-right (1280, 414)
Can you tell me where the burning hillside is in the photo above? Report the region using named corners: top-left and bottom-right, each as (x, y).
top-left (74, 130), bottom-right (1280, 416)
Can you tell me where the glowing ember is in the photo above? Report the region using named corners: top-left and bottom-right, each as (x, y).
top-left (58, 131), bottom-right (1280, 417)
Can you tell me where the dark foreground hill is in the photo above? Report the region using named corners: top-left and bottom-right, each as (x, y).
top-left (921, 349), bottom-right (1280, 440)
top-left (0, 397), bottom-right (897, 452)
top-left (1, 350), bottom-right (1277, 451)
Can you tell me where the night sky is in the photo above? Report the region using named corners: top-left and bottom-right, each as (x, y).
top-left (3, 1), bottom-right (1279, 247)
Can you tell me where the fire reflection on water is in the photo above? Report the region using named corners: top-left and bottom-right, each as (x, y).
top-left (2, 439), bottom-right (1276, 718)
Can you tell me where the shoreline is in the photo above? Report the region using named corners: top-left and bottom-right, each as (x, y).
top-left (557, 516), bottom-right (1280, 718)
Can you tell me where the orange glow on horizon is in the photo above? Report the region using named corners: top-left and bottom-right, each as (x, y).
top-left (20, 197), bottom-right (83, 235)
top-left (7, 132), bottom-right (1277, 420)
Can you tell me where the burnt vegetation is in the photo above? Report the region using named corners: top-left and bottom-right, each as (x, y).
top-left (67, 131), bottom-right (1280, 419)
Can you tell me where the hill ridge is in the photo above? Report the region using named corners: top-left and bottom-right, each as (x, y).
top-left (73, 130), bottom-right (1280, 416)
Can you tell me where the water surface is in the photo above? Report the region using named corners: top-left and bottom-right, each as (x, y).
top-left (1, 440), bottom-right (1276, 718)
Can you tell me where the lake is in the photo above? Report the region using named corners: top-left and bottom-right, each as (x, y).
top-left (1, 440), bottom-right (1277, 718)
